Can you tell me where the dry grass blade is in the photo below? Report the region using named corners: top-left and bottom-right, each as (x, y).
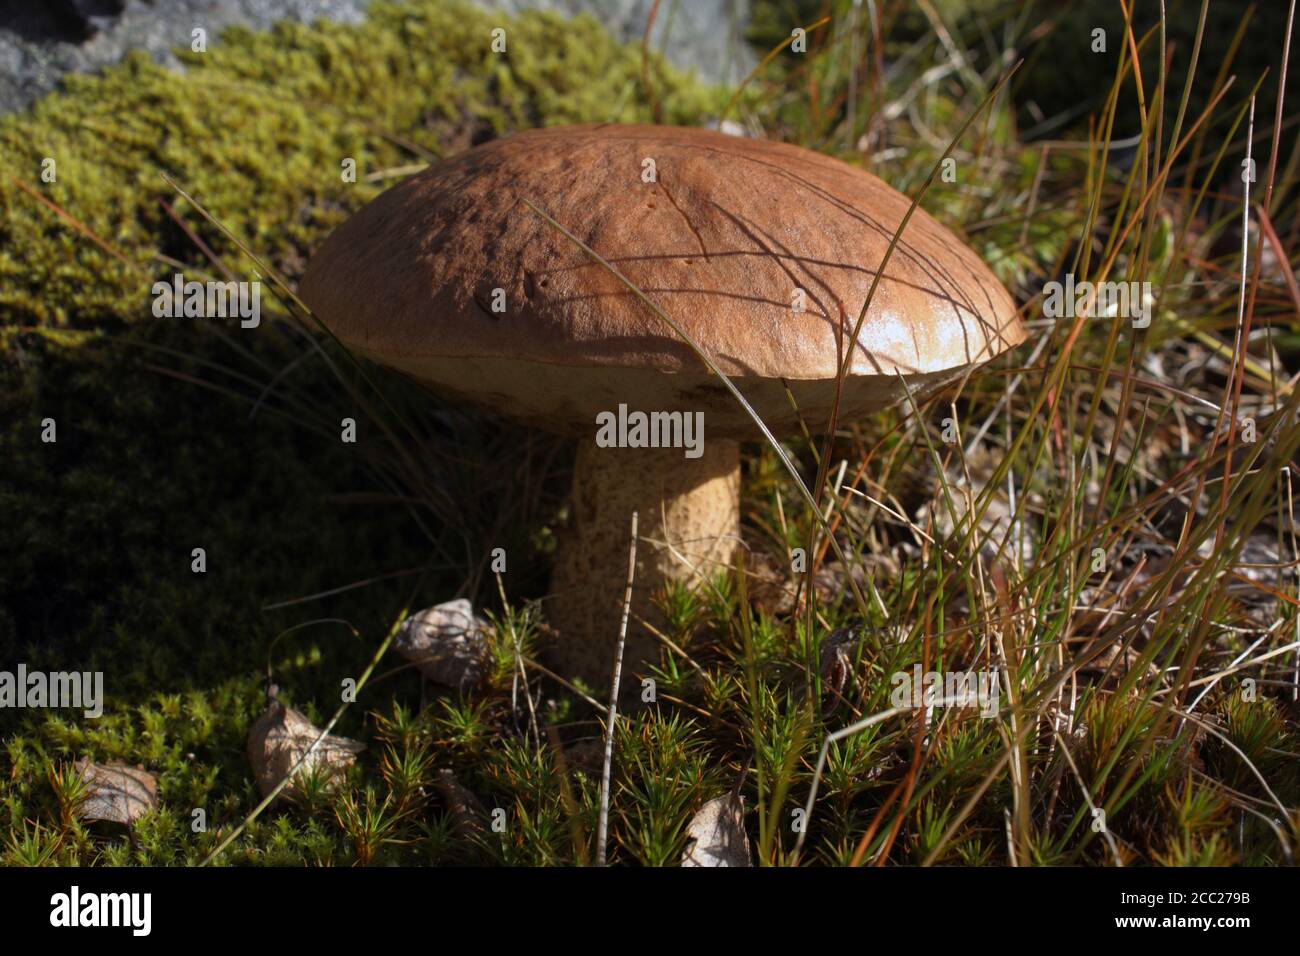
top-left (719, 15), bottom-right (833, 123)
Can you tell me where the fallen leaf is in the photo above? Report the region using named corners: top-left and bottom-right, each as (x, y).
top-left (246, 701), bottom-right (364, 799)
top-left (393, 599), bottom-right (490, 690)
top-left (73, 759), bottom-right (158, 824)
top-left (681, 794), bottom-right (751, 867)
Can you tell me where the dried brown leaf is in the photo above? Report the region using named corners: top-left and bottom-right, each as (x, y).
top-left (681, 794), bottom-right (751, 867)
top-left (73, 759), bottom-right (158, 825)
top-left (246, 701), bottom-right (364, 799)
top-left (393, 599), bottom-right (490, 690)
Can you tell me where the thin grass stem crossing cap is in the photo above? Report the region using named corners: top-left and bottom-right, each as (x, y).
top-left (300, 123), bottom-right (1027, 687)
top-left (300, 123), bottom-right (1025, 438)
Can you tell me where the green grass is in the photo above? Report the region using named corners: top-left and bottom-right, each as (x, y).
top-left (3, 0), bottom-right (1300, 866)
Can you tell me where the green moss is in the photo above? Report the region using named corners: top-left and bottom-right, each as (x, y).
top-left (0, 1), bottom-right (713, 866)
top-left (0, 0), bottom-right (713, 328)
top-left (5, 0), bottom-right (1295, 870)
top-left (0, 322), bottom-right (427, 862)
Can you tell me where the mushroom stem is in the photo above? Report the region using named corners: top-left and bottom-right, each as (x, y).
top-left (548, 437), bottom-right (741, 689)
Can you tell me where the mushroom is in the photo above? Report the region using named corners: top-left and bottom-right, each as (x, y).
top-left (299, 124), bottom-right (1025, 689)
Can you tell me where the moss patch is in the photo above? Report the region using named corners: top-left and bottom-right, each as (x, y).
top-left (0, 0), bottom-right (713, 327)
top-left (0, 0), bottom-right (713, 865)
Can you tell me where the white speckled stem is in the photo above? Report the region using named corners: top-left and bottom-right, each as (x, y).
top-left (548, 438), bottom-right (741, 690)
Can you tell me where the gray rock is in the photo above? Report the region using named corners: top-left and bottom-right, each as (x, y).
top-left (477, 0), bottom-right (753, 85)
top-left (0, 0), bottom-right (370, 115)
top-left (0, 0), bottom-right (752, 116)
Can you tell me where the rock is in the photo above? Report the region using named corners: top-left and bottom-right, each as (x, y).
top-left (0, 0), bottom-right (371, 116)
top-left (0, 0), bottom-right (754, 116)
top-left (478, 0), bottom-right (753, 85)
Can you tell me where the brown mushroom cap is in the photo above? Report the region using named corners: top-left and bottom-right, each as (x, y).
top-left (301, 123), bottom-right (1025, 437)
